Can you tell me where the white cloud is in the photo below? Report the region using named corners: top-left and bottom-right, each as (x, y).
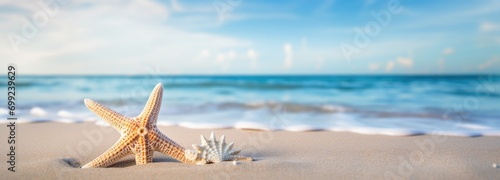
top-left (365, 0), bottom-right (377, 6)
top-left (170, 0), bottom-right (183, 12)
top-left (438, 48), bottom-right (453, 71)
top-left (0, 0), bottom-right (250, 74)
top-left (443, 48), bottom-right (455, 55)
top-left (215, 51), bottom-right (237, 70)
top-left (200, 49), bottom-right (211, 58)
top-left (477, 21), bottom-right (500, 45)
top-left (438, 58), bottom-right (446, 70)
top-left (316, 0), bottom-right (336, 14)
top-left (479, 21), bottom-right (500, 32)
top-left (389, 1), bottom-right (500, 33)
top-left (385, 61), bottom-right (395, 71)
top-left (301, 37), bottom-right (308, 51)
top-left (344, 38), bottom-right (432, 61)
top-left (247, 49), bottom-right (258, 68)
top-left (477, 57), bottom-right (499, 70)
top-left (216, 51), bottom-right (236, 63)
top-left (316, 57), bottom-right (325, 70)
top-left (192, 49), bottom-right (211, 62)
top-left (369, 63), bottom-right (380, 71)
top-left (397, 57), bottom-right (413, 68)
top-left (284, 43), bottom-right (293, 68)
top-left (382, 57), bottom-right (412, 72)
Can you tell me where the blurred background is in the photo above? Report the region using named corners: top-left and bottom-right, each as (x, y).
top-left (0, 0), bottom-right (499, 135)
top-left (1, 0), bottom-right (499, 74)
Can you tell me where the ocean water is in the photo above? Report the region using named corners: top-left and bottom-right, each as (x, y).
top-left (1, 75), bottom-right (499, 136)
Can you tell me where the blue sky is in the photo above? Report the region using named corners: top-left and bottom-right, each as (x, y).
top-left (1, 0), bottom-right (499, 75)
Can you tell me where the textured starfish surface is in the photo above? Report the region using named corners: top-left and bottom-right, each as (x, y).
top-left (81, 83), bottom-right (195, 168)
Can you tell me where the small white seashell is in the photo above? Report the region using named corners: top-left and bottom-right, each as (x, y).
top-left (185, 132), bottom-right (253, 164)
top-left (232, 161), bottom-right (238, 165)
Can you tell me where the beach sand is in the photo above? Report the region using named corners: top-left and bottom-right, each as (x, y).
top-left (2, 122), bottom-right (500, 179)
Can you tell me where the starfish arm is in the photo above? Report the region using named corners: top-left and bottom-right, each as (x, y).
top-left (150, 130), bottom-right (195, 164)
top-left (138, 83), bottom-right (163, 127)
top-left (81, 135), bottom-right (135, 168)
top-left (134, 136), bottom-right (154, 165)
top-left (84, 98), bottom-right (133, 132)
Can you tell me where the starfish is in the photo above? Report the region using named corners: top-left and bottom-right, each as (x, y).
top-left (81, 83), bottom-right (195, 168)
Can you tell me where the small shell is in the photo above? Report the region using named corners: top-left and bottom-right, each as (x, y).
top-left (185, 132), bottom-right (253, 164)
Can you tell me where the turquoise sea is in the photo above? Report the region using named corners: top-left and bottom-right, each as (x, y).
top-left (1, 75), bottom-right (499, 136)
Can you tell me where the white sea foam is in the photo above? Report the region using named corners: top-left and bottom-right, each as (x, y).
top-left (0, 108), bottom-right (8, 115)
top-left (6, 108), bottom-right (500, 137)
top-left (245, 101), bottom-right (266, 107)
top-left (6, 75), bottom-right (500, 137)
top-left (57, 110), bottom-right (75, 118)
top-left (321, 105), bottom-right (347, 112)
top-left (456, 123), bottom-right (491, 130)
top-left (55, 118), bottom-right (82, 123)
top-left (30, 107), bottom-right (48, 116)
top-left (234, 121), bottom-right (271, 131)
top-left (0, 111), bottom-right (500, 137)
top-left (283, 125), bottom-right (323, 132)
top-left (4, 106), bottom-right (500, 137)
top-left (15, 119), bottom-right (38, 124)
top-left (94, 120), bottom-right (110, 126)
top-left (157, 121), bottom-right (177, 127)
top-left (178, 122), bottom-right (230, 129)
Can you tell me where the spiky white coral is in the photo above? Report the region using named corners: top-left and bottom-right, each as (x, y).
top-left (185, 132), bottom-right (253, 165)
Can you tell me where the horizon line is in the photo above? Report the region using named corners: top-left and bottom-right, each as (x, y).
top-left (6, 73), bottom-right (500, 77)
